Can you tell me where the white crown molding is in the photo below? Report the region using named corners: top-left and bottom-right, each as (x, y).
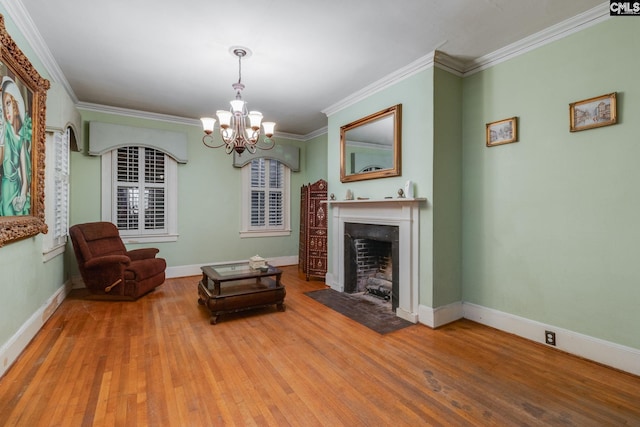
top-left (322, 51), bottom-right (437, 117)
top-left (1, 0), bottom-right (78, 103)
top-left (462, 2), bottom-right (610, 75)
top-left (5, 0), bottom-right (610, 140)
top-left (322, 2), bottom-right (611, 117)
top-left (77, 102), bottom-right (201, 126)
top-left (77, 102), bottom-right (309, 141)
top-left (303, 126), bottom-right (328, 141)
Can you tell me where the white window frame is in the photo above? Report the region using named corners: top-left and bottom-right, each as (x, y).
top-left (42, 129), bottom-right (69, 262)
top-left (240, 158), bottom-right (291, 238)
top-left (101, 147), bottom-right (178, 243)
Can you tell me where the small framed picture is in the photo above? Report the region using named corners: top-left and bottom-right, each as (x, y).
top-left (569, 92), bottom-right (617, 132)
top-left (486, 117), bottom-right (517, 147)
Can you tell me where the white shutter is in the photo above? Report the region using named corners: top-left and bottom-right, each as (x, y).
top-left (143, 148), bottom-right (166, 231)
top-left (114, 147), bottom-right (167, 234)
top-left (240, 157), bottom-right (290, 238)
top-left (250, 159), bottom-right (266, 227)
top-left (53, 130), bottom-right (69, 245)
top-left (268, 161), bottom-right (283, 226)
top-left (248, 158), bottom-right (285, 230)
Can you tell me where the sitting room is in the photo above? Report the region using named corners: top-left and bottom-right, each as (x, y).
top-left (1, 1), bottom-right (639, 425)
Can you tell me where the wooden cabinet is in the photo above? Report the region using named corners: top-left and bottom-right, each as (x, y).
top-left (299, 179), bottom-right (328, 280)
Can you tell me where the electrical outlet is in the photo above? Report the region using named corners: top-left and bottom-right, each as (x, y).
top-left (545, 330), bottom-right (556, 346)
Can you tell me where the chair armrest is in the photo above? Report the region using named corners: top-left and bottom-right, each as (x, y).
top-left (84, 254), bottom-right (131, 269)
top-left (127, 248), bottom-right (159, 261)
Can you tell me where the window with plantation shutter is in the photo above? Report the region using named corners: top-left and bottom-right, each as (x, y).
top-left (113, 146), bottom-right (166, 234)
top-left (102, 146), bottom-right (178, 243)
top-left (241, 158), bottom-right (290, 238)
top-left (43, 129), bottom-right (70, 261)
top-left (53, 130), bottom-right (70, 244)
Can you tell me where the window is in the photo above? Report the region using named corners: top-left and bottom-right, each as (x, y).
top-left (241, 158), bottom-right (290, 238)
top-left (43, 129), bottom-right (70, 261)
top-left (102, 146), bottom-right (178, 243)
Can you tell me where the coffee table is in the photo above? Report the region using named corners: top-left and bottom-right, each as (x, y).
top-left (197, 263), bottom-right (286, 324)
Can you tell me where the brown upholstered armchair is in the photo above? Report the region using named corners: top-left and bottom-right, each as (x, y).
top-left (69, 222), bottom-right (166, 300)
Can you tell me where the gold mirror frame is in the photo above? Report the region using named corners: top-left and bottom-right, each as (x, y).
top-left (340, 104), bottom-right (401, 183)
top-left (0, 15), bottom-right (50, 247)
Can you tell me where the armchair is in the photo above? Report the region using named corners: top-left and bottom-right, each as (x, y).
top-left (69, 222), bottom-right (166, 300)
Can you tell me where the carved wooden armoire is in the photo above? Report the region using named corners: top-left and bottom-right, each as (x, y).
top-left (299, 179), bottom-right (328, 280)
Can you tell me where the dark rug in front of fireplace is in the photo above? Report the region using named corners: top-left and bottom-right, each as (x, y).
top-left (304, 289), bottom-right (414, 334)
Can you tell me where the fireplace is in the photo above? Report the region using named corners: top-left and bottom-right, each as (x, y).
top-left (325, 198), bottom-right (424, 323)
top-left (344, 223), bottom-right (399, 311)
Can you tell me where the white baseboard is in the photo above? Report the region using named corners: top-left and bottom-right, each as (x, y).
top-left (13, 266), bottom-right (638, 379)
top-left (71, 256), bottom-right (301, 286)
top-left (416, 301), bottom-right (640, 376)
top-left (462, 302), bottom-right (640, 377)
top-left (166, 255), bottom-right (298, 279)
top-left (0, 280), bottom-right (73, 378)
top-left (324, 272), bottom-right (341, 291)
top-left (418, 301), bottom-right (463, 328)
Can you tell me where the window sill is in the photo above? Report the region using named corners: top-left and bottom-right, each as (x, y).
top-left (42, 243), bottom-right (66, 262)
top-left (239, 230), bottom-right (291, 239)
top-left (121, 234), bottom-right (179, 244)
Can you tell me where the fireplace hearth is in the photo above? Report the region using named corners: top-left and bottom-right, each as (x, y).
top-left (345, 223), bottom-right (399, 311)
top-left (326, 198), bottom-right (425, 323)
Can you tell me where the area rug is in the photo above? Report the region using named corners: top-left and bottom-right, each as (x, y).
top-left (305, 289), bottom-right (414, 334)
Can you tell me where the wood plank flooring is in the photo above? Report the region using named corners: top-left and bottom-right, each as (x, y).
top-left (0, 265), bottom-right (638, 426)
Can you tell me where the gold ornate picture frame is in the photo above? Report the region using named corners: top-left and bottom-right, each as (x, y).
top-left (0, 15), bottom-right (50, 246)
top-left (569, 92), bottom-right (617, 132)
top-left (486, 117), bottom-right (517, 147)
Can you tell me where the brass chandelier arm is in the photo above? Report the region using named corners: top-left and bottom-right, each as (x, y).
top-left (202, 134), bottom-right (229, 149)
top-left (255, 137), bottom-right (275, 151)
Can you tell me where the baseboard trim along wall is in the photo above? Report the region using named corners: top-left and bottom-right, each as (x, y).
top-left (0, 280), bottom-right (73, 379)
top-left (9, 260), bottom-right (637, 380)
top-left (166, 255), bottom-right (299, 279)
top-left (419, 301), bottom-right (640, 377)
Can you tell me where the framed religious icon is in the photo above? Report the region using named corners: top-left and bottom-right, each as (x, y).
top-left (0, 15), bottom-right (50, 247)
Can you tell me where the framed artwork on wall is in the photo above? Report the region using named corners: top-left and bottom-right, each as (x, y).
top-left (486, 117), bottom-right (517, 147)
top-left (0, 15), bottom-right (50, 247)
top-left (569, 92), bottom-right (617, 132)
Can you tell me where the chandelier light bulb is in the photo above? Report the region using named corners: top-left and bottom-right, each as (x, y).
top-left (216, 110), bottom-right (232, 128)
top-left (248, 111), bottom-right (263, 130)
top-left (200, 117), bottom-right (216, 134)
top-left (262, 122), bottom-right (276, 138)
top-left (230, 99), bottom-right (245, 113)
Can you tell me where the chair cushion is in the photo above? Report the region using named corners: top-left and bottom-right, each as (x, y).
top-left (124, 258), bottom-right (167, 281)
top-left (79, 222), bottom-right (121, 241)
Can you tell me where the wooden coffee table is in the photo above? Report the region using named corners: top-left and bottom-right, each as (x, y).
top-left (197, 263), bottom-right (286, 324)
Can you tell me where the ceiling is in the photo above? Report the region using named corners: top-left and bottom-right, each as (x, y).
top-left (15, 0), bottom-right (605, 137)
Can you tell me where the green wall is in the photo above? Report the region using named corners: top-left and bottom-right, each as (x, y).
top-left (70, 110), bottom-right (309, 270)
top-left (462, 18), bottom-right (640, 349)
top-left (0, 7), bottom-right (68, 362)
top-left (325, 66), bottom-right (464, 310)
top-left (327, 68), bottom-right (437, 306)
top-left (304, 132), bottom-right (328, 183)
top-left (433, 67), bottom-right (463, 307)
top-left (2, 5), bottom-right (638, 379)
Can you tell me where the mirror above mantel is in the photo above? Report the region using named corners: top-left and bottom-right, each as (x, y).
top-left (340, 104), bottom-right (401, 183)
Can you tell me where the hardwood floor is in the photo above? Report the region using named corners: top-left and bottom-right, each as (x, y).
top-left (1, 265), bottom-right (638, 426)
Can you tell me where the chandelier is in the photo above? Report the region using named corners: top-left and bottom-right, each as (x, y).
top-left (200, 47), bottom-right (276, 155)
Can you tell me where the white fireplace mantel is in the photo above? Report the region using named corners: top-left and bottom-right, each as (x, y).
top-left (324, 198), bottom-right (426, 323)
